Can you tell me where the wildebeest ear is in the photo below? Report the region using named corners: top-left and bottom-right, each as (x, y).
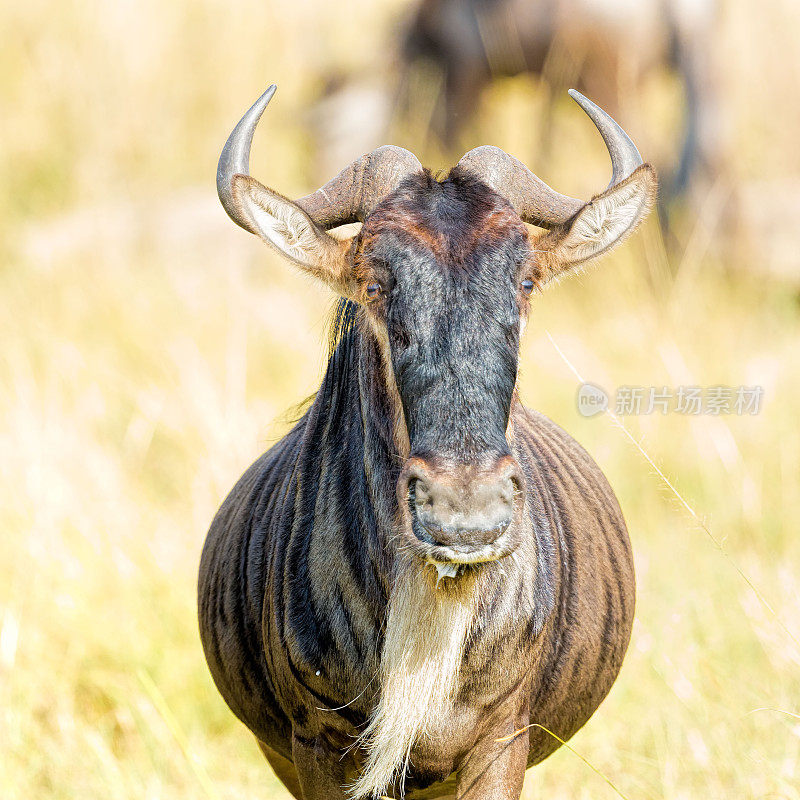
top-left (231, 174), bottom-right (356, 295)
top-left (537, 164), bottom-right (657, 278)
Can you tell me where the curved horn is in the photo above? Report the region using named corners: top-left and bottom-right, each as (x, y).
top-left (295, 145), bottom-right (422, 229)
top-left (457, 89), bottom-right (644, 228)
top-left (217, 84), bottom-right (422, 233)
top-left (217, 84), bottom-right (277, 234)
top-left (568, 89), bottom-right (643, 187)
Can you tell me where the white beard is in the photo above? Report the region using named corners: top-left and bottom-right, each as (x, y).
top-left (348, 559), bottom-right (476, 798)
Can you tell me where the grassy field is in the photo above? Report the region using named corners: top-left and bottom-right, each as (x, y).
top-left (2, 1), bottom-right (800, 798)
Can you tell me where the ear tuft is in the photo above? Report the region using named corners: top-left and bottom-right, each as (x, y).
top-left (538, 164), bottom-right (657, 277)
top-left (230, 174), bottom-right (355, 294)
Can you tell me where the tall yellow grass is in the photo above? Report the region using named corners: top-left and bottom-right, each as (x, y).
top-left (2, 1), bottom-right (799, 798)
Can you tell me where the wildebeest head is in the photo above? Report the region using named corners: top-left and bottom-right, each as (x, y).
top-left (217, 84), bottom-right (656, 570)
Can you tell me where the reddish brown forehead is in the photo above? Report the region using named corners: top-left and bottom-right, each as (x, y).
top-left (358, 168), bottom-right (529, 266)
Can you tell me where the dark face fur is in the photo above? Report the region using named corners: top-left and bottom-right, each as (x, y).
top-left (356, 168), bottom-right (533, 567)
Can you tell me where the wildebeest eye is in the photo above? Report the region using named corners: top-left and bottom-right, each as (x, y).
top-left (520, 279), bottom-right (534, 296)
top-left (366, 282), bottom-right (382, 300)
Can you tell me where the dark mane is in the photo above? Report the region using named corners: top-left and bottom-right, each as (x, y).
top-left (327, 297), bottom-right (359, 359)
top-left (279, 298), bottom-right (361, 426)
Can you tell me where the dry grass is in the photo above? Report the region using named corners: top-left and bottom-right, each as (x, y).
top-left (2, 1), bottom-right (800, 798)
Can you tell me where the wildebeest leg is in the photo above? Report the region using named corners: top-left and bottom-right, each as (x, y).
top-left (291, 733), bottom-right (348, 800)
top-left (454, 719), bottom-right (529, 800)
top-left (257, 739), bottom-right (303, 800)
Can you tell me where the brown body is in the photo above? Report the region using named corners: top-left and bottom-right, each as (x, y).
top-left (202, 390), bottom-right (634, 799)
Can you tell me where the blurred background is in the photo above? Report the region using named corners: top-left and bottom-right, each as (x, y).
top-left (2, 0), bottom-right (799, 798)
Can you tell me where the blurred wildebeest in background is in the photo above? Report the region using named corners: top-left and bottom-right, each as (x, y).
top-left (311, 0), bottom-right (725, 230)
top-left (401, 0), bottom-right (723, 211)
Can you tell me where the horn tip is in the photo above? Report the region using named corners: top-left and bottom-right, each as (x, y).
top-left (246, 84), bottom-right (278, 118)
top-left (248, 83), bottom-right (278, 126)
top-left (258, 83), bottom-right (278, 106)
top-left (567, 88), bottom-right (594, 111)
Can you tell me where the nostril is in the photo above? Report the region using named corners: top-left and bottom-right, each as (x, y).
top-left (408, 478), bottom-right (432, 508)
top-left (496, 477), bottom-right (516, 505)
top-left (504, 464), bottom-right (525, 503)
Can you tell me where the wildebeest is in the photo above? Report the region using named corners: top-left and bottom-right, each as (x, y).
top-left (199, 83), bottom-right (656, 799)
